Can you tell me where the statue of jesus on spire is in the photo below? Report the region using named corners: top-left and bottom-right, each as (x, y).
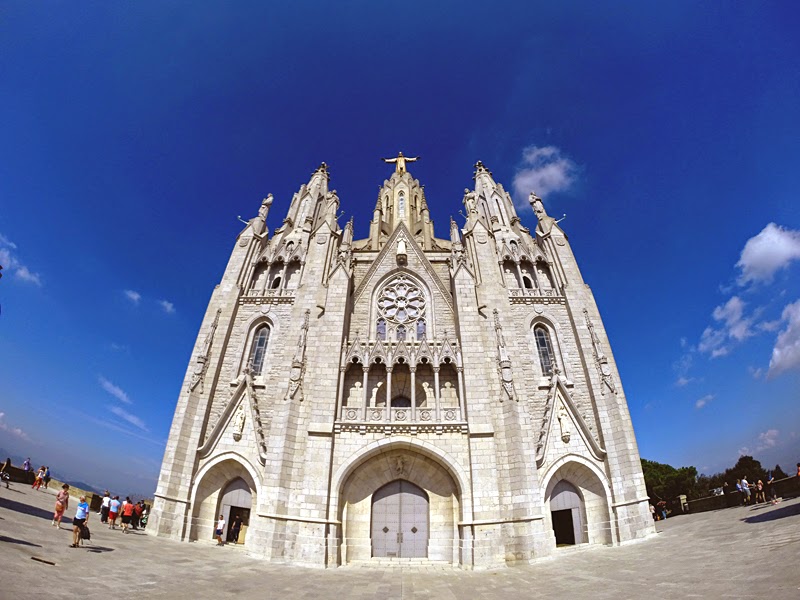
top-left (382, 152), bottom-right (419, 174)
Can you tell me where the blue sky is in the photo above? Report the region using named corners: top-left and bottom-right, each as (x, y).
top-left (1, 2), bottom-right (799, 494)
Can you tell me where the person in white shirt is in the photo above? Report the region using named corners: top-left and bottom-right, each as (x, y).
top-left (215, 514), bottom-right (226, 546)
top-left (100, 492), bottom-right (111, 523)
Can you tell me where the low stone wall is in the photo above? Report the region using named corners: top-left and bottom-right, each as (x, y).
top-left (1, 465), bottom-right (35, 485)
top-left (688, 476), bottom-right (800, 514)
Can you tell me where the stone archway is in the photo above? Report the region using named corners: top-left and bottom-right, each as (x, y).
top-left (543, 459), bottom-right (612, 547)
top-left (339, 448), bottom-right (460, 564)
top-left (189, 458), bottom-right (257, 545)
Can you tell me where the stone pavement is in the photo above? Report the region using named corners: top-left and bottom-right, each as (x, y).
top-left (1, 484), bottom-right (799, 599)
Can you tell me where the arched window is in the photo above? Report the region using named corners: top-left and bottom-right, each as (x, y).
top-left (523, 276), bottom-right (533, 289)
top-left (270, 276), bottom-right (281, 289)
top-left (396, 325), bottom-right (406, 341)
top-left (398, 192), bottom-right (406, 218)
top-left (535, 325), bottom-right (556, 377)
top-left (376, 318), bottom-right (386, 341)
top-left (248, 325), bottom-right (270, 375)
top-left (416, 319), bottom-right (426, 339)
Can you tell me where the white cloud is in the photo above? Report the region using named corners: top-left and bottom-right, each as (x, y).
top-left (698, 296), bottom-right (755, 358)
top-left (756, 429), bottom-right (779, 451)
top-left (14, 265), bottom-right (42, 285)
top-left (0, 234), bottom-right (42, 286)
top-left (767, 299), bottom-right (800, 377)
top-left (0, 412), bottom-right (31, 440)
top-left (108, 405), bottom-right (147, 431)
top-left (124, 290), bottom-right (142, 304)
top-left (695, 394), bottom-right (714, 409)
top-left (736, 223), bottom-right (800, 285)
top-left (512, 145), bottom-right (578, 208)
top-left (748, 366), bottom-right (764, 379)
top-left (159, 299), bottom-right (175, 314)
top-left (98, 376), bottom-right (132, 404)
top-left (675, 376), bottom-right (693, 387)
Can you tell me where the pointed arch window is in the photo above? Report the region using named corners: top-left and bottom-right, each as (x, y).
top-left (398, 192), bottom-right (406, 217)
top-left (396, 325), bottom-right (407, 341)
top-left (534, 325), bottom-right (556, 377)
top-left (376, 318), bottom-right (387, 341)
top-left (248, 325), bottom-right (270, 375)
top-left (416, 319), bottom-right (426, 339)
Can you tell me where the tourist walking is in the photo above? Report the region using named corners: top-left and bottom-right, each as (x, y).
top-left (108, 496), bottom-right (121, 529)
top-left (121, 498), bottom-right (135, 533)
top-left (133, 500), bottom-right (143, 529)
top-left (43, 466), bottom-right (51, 489)
top-left (100, 492), bottom-right (111, 523)
top-left (755, 480), bottom-right (765, 503)
top-left (230, 515), bottom-right (242, 543)
top-left (52, 484), bottom-right (70, 528)
top-left (31, 466), bottom-right (45, 490)
top-left (22, 457), bottom-right (31, 472)
top-left (215, 514), bottom-right (225, 546)
top-left (0, 458), bottom-right (10, 488)
top-left (70, 496), bottom-right (89, 548)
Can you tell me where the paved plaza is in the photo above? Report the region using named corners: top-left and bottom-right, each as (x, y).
top-left (1, 484), bottom-right (799, 599)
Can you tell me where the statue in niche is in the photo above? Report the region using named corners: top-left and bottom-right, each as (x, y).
top-left (346, 381), bottom-right (362, 406)
top-left (537, 266), bottom-right (552, 289)
top-left (440, 381), bottom-right (458, 407)
top-left (232, 404), bottom-right (246, 442)
top-left (557, 400), bottom-right (571, 443)
top-left (420, 381), bottom-right (432, 407)
top-left (370, 381), bottom-right (384, 407)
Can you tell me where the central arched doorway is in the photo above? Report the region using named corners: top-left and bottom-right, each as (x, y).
top-left (371, 480), bottom-right (429, 558)
top-left (549, 480), bottom-right (584, 545)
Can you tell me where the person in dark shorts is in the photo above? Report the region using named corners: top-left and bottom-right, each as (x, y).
top-left (70, 496), bottom-right (89, 548)
top-left (215, 514), bottom-right (225, 546)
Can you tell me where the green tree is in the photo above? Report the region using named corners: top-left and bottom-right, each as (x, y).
top-left (641, 459), bottom-right (700, 500)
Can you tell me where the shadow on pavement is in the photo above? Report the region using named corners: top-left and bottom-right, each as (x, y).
top-left (0, 496), bottom-right (57, 521)
top-left (85, 546), bottom-right (115, 553)
top-left (742, 503), bottom-right (800, 523)
top-left (0, 535), bottom-right (42, 547)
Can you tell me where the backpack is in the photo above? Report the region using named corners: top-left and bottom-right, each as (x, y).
top-left (80, 525), bottom-right (91, 540)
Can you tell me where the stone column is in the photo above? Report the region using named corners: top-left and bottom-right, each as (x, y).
top-left (336, 366), bottom-right (346, 420)
top-left (457, 367), bottom-right (466, 420)
top-left (515, 261), bottom-right (524, 288)
top-left (361, 366), bottom-right (369, 421)
top-left (410, 366), bottom-right (416, 422)
top-left (433, 366), bottom-right (441, 421)
top-left (386, 365), bottom-right (393, 422)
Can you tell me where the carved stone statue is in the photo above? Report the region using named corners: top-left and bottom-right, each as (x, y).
top-left (233, 404), bottom-right (246, 441)
top-left (382, 152), bottom-right (419, 174)
top-left (529, 191), bottom-right (555, 235)
top-left (346, 380), bottom-right (362, 406)
top-left (463, 189), bottom-right (478, 214)
top-left (393, 455), bottom-right (407, 476)
top-left (558, 400), bottom-right (571, 443)
top-left (259, 194), bottom-right (273, 219)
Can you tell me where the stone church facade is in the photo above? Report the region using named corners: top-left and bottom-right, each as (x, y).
top-left (148, 156), bottom-right (654, 568)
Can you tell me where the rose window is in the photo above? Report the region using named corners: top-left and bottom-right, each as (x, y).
top-left (378, 277), bottom-right (425, 326)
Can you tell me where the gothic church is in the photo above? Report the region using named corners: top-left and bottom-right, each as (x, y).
top-left (149, 156), bottom-right (654, 568)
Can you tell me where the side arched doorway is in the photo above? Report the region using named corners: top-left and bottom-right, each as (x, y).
top-left (549, 480), bottom-right (584, 545)
top-left (219, 477), bottom-right (252, 544)
top-left (371, 480), bottom-right (429, 558)
top-left (189, 457), bottom-right (257, 545)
